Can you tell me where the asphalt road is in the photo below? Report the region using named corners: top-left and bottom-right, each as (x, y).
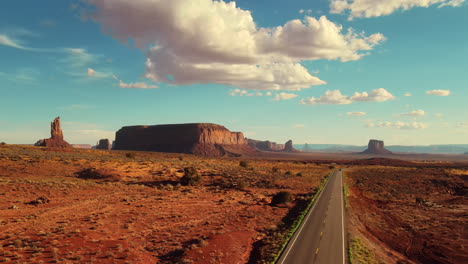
top-left (277, 169), bottom-right (346, 264)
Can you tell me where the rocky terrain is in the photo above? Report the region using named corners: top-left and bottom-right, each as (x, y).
top-left (361, 139), bottom-right (392, 155)
top-left (34, 117), bottom-right (71, 148)
top-left (345, 166), bottom-right (467, 264)
top-left (96, 139), bottom-right (111, 150)
top-left (113, 123), bottom-right (254, 157)
top-left (0, 144), bottom-right (329, 263)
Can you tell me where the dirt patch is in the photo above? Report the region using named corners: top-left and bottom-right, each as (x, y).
top-left (345, 166), bottom-right (467, 264)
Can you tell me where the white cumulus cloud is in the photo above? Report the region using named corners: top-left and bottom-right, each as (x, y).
top-left (330, 0), bottom-right (466, 19)
top-left (118, 80), bottom-right (158, 89)
top-left (347, 111), bottom-right (367, 116)
top-left (301, 88), bottom-right (395, 105)
top-left (230, 88), bottom-right (263, 97)
top-left (398, 109), bottom-right (426, 117)
top-left (87, 0), bottom-right (385, 91)
top-left (426, 89), bottom-right (450, 96)
top-left (376, 121), bottom-right (428, 129)
top-left (274, 92), bottom-right (299, 101)
top-left (404, 92), bottom-right (412, 96)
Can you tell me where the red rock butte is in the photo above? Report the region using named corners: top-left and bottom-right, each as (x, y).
top-left (35, 117), bottom-right (71, 148)
top-left (113, 123), bottom-right (254, 157)
top-left (361, 139), bottom-right (392, 155)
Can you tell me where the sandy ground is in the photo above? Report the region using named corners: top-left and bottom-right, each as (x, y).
top-left (0, 145), bottom-right (330, 263)
top-left (345, 166), bottom-right (467, 264)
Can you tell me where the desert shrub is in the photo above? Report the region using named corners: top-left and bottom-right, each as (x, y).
top-left (125, 152), bottom-right (136, 159)
top-left (239, 160), bottom-right (249, 168)
top-left (0, 142), bottom-right (5, 146)
top-left (237, 180), bottom-right (249, 191)
top-left (180, 167), bottom-right (201, 186)
top-left (285, 171), bottom-right (292, 175)
top-left (329, 165), bottom-right (335, 169)
top-left (271, 191), bottom-right (293, 205)
top-left (415, 196), bottom-right (426, 205)
top-left (296, 172), bottom-right (303, 177)
top-left (75, 168), bottom-right (113, 180)
top-left (272, 167), bottom-right (279, 173)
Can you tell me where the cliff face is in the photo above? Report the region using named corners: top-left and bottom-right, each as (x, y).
top-left (96, 139), bottom-right (111, 150)
top-left (113, 123), bottom-right (252, 157)
top-left (361, 139), bottom-right (392, 155)
top-left (284, 140), bottom-right (297, 152)
top-left (35, 117), bottom-right (71, 148)
top-left (247, 139), bottom-right (284, 151)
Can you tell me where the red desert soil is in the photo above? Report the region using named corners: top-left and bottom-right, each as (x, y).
top-left (0, 145), bottom-right (330, 263)
top-left (345, 166), bottom-right (467, 264)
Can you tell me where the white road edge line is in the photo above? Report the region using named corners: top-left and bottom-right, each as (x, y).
top-left (278, 170), bottom-right (336, 264)
top-left (340, 171), bottom-right (345, 264)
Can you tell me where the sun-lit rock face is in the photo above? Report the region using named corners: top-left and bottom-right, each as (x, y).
top-left (247, 139), bottom-right (285, 151)
top-left (361, 139), bottom-right (392, 155)
top-left (113, 123), bottom-right (252, 157)
top-left (35, 117), bottom-right (71, 148)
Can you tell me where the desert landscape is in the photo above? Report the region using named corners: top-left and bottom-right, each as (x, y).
top-left (2, 0), bottom-right (468, 263)
top-left (0, 143), bottom-right (332, 263)
top-left (1, 118), bottom-right (467, 263)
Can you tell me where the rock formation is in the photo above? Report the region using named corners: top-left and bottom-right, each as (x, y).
top-left (96, 139), bottom-right (112, 150)
top-left (113, 123), bottom-right (254, 157)
top-left (283, 140), bottom-right (297, 152)
top-left (35, 117), bottom-right (71, 148)
top-left (361, 139), bottom-right (392, 155)
top-left (247, 139), bottom-right (285, 151)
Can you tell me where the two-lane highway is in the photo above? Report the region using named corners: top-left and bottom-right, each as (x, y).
top-left (277, 169), bottom-right (346, 264)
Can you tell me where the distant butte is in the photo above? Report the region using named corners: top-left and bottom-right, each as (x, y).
top-left (247, 139), bottom-right (298, 152)
top-left (35, 117), bottom-right (71, 148)
top-left (361, 139), bottom-right (392, 155)
top-left (96, 139), bottom-right (112, 150)
top-left (113, 123), bottom-right (255, 157)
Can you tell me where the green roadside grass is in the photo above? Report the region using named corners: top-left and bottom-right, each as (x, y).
top-left (349, 237), bottom-right (378, 264)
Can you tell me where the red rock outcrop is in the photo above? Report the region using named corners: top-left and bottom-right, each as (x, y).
top-left (113, 123), bottom-right (254, 157)
top-left (247, 139), bottom-right (285, 151)
top-left (283, 140), bottom-right (298, 152)
top-left (35, 117), bottom-right (71, 148)
top-left (96, 139), bottom-right (112, 150)
top-left (361, 139), bottom-right (392, 155)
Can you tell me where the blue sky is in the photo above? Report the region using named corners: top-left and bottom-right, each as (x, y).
top-left (0, 0), bottom-right (467, 145)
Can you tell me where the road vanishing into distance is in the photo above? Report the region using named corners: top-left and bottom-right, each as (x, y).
top-left (277, 169), bottom-right (346, 264)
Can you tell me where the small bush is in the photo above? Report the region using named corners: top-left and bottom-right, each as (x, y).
top-left (180, 167), bottom-right (201, 186)
top-left (237, 180), bottom-right (249, 191)
top-left (272, 167), bottom-right (279, 173)
top-left (285, 171), bottom-right (292, 175)
top-left (239, 161), bottom-right (249, 168)
top-left (0, 142), bottom-right (5, 146)
top-left (415, 196), bottom-right (426, 205)
top-left (271, 191), bottom-right (293, 205)
top-left (296, 172), bottom-right (303, 177)
top-left (125, 153), bottom-right (136, 159)
top-left (75, 168), bottom-right (113, 180)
